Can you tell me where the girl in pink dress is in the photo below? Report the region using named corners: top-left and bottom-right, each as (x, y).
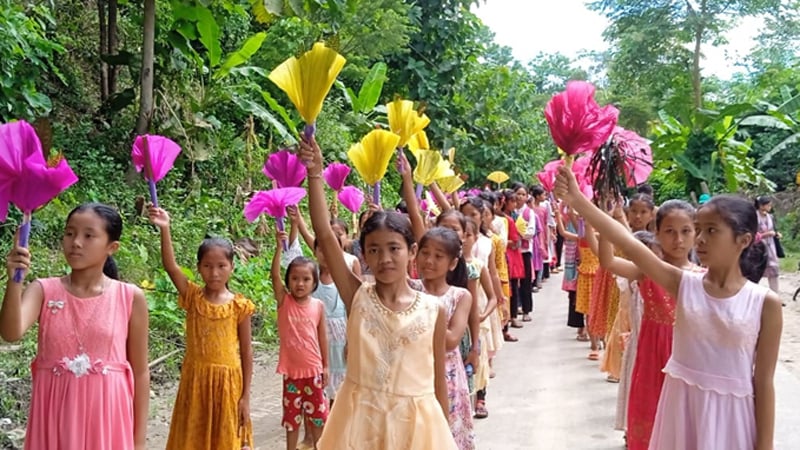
top-left (575, 197), bottom-right (700, 450)
top-left (1, 203), bottom-right (150, 450)
top-left (557, 170), bottom-right (782, 450)
top-left (271, 230), bottom-right (329, 450)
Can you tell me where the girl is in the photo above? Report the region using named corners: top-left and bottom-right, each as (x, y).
top-left (412, 227), bottom-right (476, 449)
top-left (463, 219), bottom-right (498, 419)
top-left (755, 196), bottom-right (780, 294)
top-left (2, 203), bottom-right (149, 450)
top-left (530, 185), bottom-right (551, 290)
top-left (501, 190), bottom-right (525, 330)
top-left (593, 199), bottom-right (699, 450)
top-left (557, 169), bottom-right (782, 450)
top-left (576, 219), bottom-right (601, 360)
top-left (615, 231), bottom-right (661, 433)
top-left (483, 192), bottom-right (515, 342)
top-left (271, 232), bottom-right (329, 450)
top-left (511, 182), bottom-right (535, 320)
top-left (301, 137), bottom-right (456, 449)
top-left (555, 205), bottom-right (587, 341)
top-left (149, 207), bottom-right (255, 450)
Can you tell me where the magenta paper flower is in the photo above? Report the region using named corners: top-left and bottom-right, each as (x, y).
top-left (613, 127), bottom-right (653, 186)
top-left (262, 150), bottom-right (307, 188)
top-left (544, 81), bottom-right (619, 156)
top-left (537, 171), bottom-right (554, 192)
top-left (10, 153), bottom-right (78, 215)
top-left (322, 162), bottom-right (351, 191)
top-left (244, 187), bottom-right (307, 222)
top-left (0, 121), bottom-right (45, 221)
top-left (131, 135), bottom-right (181, 182)
top-left (337, 185), bottom-right (364, 213)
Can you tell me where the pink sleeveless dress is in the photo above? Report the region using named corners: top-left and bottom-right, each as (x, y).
top-left (26, 277), bottom-right (136, 450)
top-left (649, 271), bottom-right (768, 449)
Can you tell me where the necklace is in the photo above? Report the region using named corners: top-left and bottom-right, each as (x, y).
top-left (61, 275), bottom-right (108, 377)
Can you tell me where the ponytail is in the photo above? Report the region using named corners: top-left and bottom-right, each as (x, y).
top-left (447, 256), bottom-right (469, 289)
top-left (103, 256), bottom-right (120, 280)
top-left (740, 241), bottom-right (767, 283)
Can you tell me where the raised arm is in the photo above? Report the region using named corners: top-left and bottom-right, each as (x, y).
top-left (598, 234), bottom-right (642, 280)
top-left (398, 151), bottom-right (426, 243)
top-left (556, 210), bottom-right (579, 241)
top-left (300, 137), bottom-right (361, 309)
top-left (271, 231), bottom-right (288, 306)
top-left (287, 205), bottom-right (314, 249)
top-left (0, 237), bottom-right (43, 342)
top-left (429, 182), bottom-right (453, 212)
top-left (148, 206), bottom-right (189, 296)
top-left (555, 167), bottom-right (681, 298)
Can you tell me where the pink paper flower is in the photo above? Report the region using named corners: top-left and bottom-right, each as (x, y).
top-left (10, 153), bottom-right (78, 214)
top-left (244, 187), bottom-right (307, 222)
top-left (0, 121), bottom-right (45, 221)
top-left (544, 81), bottom-right (619, 156)
top-left (337, 186), bottom-right (364, 214)
top-left (131, 135), bottom-right (181, 182)
top-left (262, 150), bottom-right (307, 188)
top-left (613, 127), bottom-right (653, 186)
top-left (323, 163), bottom-right (351, 191)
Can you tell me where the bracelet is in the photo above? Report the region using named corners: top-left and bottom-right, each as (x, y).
top-left (308, 173), bottom-right (322, 179)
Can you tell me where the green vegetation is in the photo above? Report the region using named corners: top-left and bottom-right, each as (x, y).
top-left (1, 0), bottom-right (799, 446)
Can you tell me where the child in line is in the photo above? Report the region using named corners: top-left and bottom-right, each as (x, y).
top-left (557, 168), bottom-right (782, 450)
top-left (149, 206), bottom-right (255, 450)
top-left (2, 203), bottom-right (149, 450)
top-left (301, 137), bottom-right (456, 449)
top-left (592, 199), bottom-right (700, 450)
top-left (411, 227), bottom-right (476, 450)
top-left (271, 230), bottom-right (329, 450)
top-left (555, 205), bottom-right (586, 341)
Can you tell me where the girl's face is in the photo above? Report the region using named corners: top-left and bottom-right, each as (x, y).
top-left (628, 200), bottom-right (655, 231)
top-left (656, 210), bottom-right (696, 262)
top-left (461, 204), bottom-right (482, 229)
top-left (332, 223), bottom-right (347, 240)
top-left (463, 225), bottom-right (477, 250)
top-left (417, 239), bottom-right (458, 281)
top-left (481, 206), bottom-right (494, 229)
top-left (363, 229), bottom-right (413, 284)
top-left (288, 263), bottom-right (316, 298)
top-left (503, 197), bottom-right (516, 213)
top-left (438, 215), bottom-right (465, 242)
top-left (515, 188), bottom-right (527, 206)
top-left (694, 207), bottom-right (749, 269)
top-left (197, 246), bottom-right (234, 291)
top-left (63, 210), bottom-right (119, 272)
top-left (758, 202), bottom-right (772, 213)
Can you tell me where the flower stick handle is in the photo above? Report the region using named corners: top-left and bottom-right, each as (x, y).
top-left (148, 180), bottom-right (159, 208)
top-left (275, 216), bottom-right (288, 251)
top-left (372, 181), bottom-right (381, 206)
top-left (564, 154), bottom-right (574, 169)
top-left (415, 183), bottom-right (424, 201)
top-left (304, 123), bottom-right (316, 141)
top-left (13, 212), bottom-right (32, 283)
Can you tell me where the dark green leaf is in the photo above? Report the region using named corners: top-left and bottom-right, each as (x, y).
top-left (356, 62), bottom-right (388, 113)
top-left (214, 32), bottom-right (267, 80)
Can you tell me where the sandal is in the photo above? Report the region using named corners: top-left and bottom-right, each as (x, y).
top-left (474, 400), bottom-right (489, 419)
top-left (503, 332), bottom-right (519, 342)
top-left (576, 333), bottom-right (590, 342)
top-left (510, 319), bottom-right (524, 328)
top-left (588, 351), bottom-right (600, 361)
top-left (606, 375), bottom-right (620, 383)
top-left (522, 314), bottom-right (532, 322)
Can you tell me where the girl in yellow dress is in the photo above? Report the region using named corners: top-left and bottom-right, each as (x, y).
top-left (149, 207), bottom-right (255, 450)
top-left (302, 138), bottom-right (457, 450)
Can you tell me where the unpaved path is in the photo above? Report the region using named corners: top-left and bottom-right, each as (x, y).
top-left (148, 272), bottom-right (800, 449)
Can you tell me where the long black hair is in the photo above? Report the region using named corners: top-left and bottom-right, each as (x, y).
top-left (701, 195), bottom-right (765, 282)
top-left (67, 203), bottom-right (123, 280)
top-left (419, 227), bottom-right (468, 289)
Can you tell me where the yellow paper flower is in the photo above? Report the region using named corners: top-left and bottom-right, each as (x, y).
top-left (407, 130), bottom-right (430, 161)
top-left (487, 171), bottom-right (510, 184)
top-left (347, 129), bottom-right (400, 185)
top-left (447, 147), bottom-right (456, 164)
top-left (413, 150), bottom-right (455, 186)
top-left (268, 43), bottom-right (347, 124)
top-left (437, 175), bottom-right (465, 194)
top-left (387, 99), bottom-right (431, 148)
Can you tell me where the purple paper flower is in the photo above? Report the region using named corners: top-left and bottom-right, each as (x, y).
top-left (322, 162), bottom-right (351, 191)
top-left (262, 150), bottom-right (307, 188)
top-left (337, 185), bottom-right (364, 213)
top-left (244, 187), bottom-right (307, 222)
top-left (131, 135), bottom-right (181, 182)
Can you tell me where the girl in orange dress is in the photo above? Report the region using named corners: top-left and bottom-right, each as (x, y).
top-left (575, 220), bottom-right (601, 359)
top-left (150, 207), bottom-right (255, 450)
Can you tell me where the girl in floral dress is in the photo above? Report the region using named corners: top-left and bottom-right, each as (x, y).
top-left (411, 227), bottom-right (476, 450)
top-left (2, 203), bottom-right (150, 450)
top-left (150, 206), bottom-right (256, 450)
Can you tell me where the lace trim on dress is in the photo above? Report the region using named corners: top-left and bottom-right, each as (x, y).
top-left (663, 359), bottom-right (753, 398)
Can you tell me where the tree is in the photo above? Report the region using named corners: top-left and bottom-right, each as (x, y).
top-left (590, 0), bottom-right (781, 112)
top-left (135, 0), bottom-right (155, 135)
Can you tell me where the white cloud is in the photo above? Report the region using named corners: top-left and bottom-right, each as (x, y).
top-left (472, 0), bottom-right (762, 79)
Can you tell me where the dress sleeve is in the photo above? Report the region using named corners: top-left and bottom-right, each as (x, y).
top-left (236, 296), bottom-right (256, 323)
top-left (178, 282), bottom-right (201, 310)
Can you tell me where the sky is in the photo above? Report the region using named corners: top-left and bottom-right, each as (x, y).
top-left (473, 0), bottom-right (763, 79)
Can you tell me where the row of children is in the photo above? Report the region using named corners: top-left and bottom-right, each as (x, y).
top-left (553, 168), bottom-right (782, 450)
